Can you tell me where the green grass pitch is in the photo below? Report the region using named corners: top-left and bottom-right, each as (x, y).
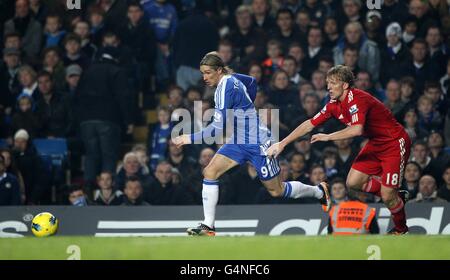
top-left (1, 235), bottom-right (449, 260)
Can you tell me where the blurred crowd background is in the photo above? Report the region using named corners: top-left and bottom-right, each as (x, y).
top-left (0, 0), bottom-right (449, 207)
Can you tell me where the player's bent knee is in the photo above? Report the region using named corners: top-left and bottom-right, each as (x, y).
top-left (202, 167), bottom-right (219, 180)
top-left (346, 178), bottom-right (362, 190)
top-left (267, 188), bottom-right (283, 197)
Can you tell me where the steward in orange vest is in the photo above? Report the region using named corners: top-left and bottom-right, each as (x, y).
top-left (328, 200), bottom-right (379, 235)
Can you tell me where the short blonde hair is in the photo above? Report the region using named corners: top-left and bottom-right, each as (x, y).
top-left (326, 65), bottom-right (355, 87)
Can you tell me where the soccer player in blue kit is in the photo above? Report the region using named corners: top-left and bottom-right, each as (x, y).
top-left (173, 52), bottom-right (331, 236)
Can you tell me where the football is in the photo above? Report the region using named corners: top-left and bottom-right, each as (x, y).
top-left (31, 212), bottom-right (58, 237)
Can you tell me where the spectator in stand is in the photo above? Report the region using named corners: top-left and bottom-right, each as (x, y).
top-left (17, 65), bottom-right (39, 99)
top-left (425, 26), bottom-right (447, 79)
top-left (64, 64), bottom-right (82, 100)
top-left (380, 22), bottom-right (410, 87)
top-left (322, 148), bottom-right (343, 181)
top-left (12, 129), bottom-right (50, 204)
top-left (88, 6), bottom-right (107, 46)
top-left (403, 109), bottom-right (429, 143)
top-left (381, 0), bottom-right (409, 29)
top-left (41, 47), bottom-right (66, 93)
top-left (309, 164), bottom-right (327, 186)
top-left (401, 161), bottom-right (422, 200)
top-left (334, 138), bottom-right (358, 175)
top-left (329, 178), bottom-right (348, 205)
top-left (166, 139), bottom-right (198, 181)
top-left (342, 46), bottom-right (360, 76)
top-left (43, 13), bottom-right (65, 49)
top-left (288, 152), bottom-right (309, 183)
top-left (364, 10), bottom-right (384, 47)
top-left (354, 71), bottom-right (382, 101)
top-left (439, 58), bottom-right (450, 95)
top-left (93, 171), bottom-right (123, 206)
top-left (131, 144), bottom-right (150, 175)
top-left (11, 93), bottom-right (42, 138)
top-left (251, 0), bottom-right (276, 31)
top-left (384, 79), bottom-right (407, 122)
top-left (408, 0), bottom-right (439, 38)
top-left (311, 70), bottom-right (327, 101)
top-left (402, 16), bottom-right (418, 48)
top-left (146, 161), bottom-right (194, 205)
top-left (409, 175), bottom-right (447, 203)
top-left (411, 140), bottom-right (432, 172)
top-left (75, 46), bottom-right (134, 186)
top-left (67, 184), bottom-right (91, 206)
top-left (220, 163), bottom-right (264, 205)
top-left (0, 148), bottom-right (25, 203)
top-left (227, 5), bottom-right (266, 70)
top-left (0, 47), bottom-right (22, 118)
top-left (438, 166), bottom-right (450, 201)
top-left (142, 0), bottom-right (177, 89)
top-left (262, 39), bottom-right (284, 81)
top-left (29, 0), bottom-right (48, 26)
top-left (399, 77), bottom-right (417, 110)
top-left (282, 55), bottom-right (304, 87)
top-left (426, 131), bottom-right (450, 183)
top-left (62, 33), bottom-right (90, 70)
top-left (148, 105), bottom-right (173, 171)
top-left (122, 176), bottom-right (149, 206)
top-left (118, 2), bottom-right (157, 94)
top-left (270, 8), bottom-right (299, 55)
top-left (35, 70), bottom-right (72, 138)
top-left (248, 63), bottom-right (265, 89)
top-left (339, 0), bottom-right (363, 28)
top-left (166, 85), bottom-right (185, 121)
top-left (0, 154), bottom-right (21, 205)
top-left (116, 152), bottom-right (154, 192)
top-left (302, 26), bottom-right (331, 80)
top-left (323, 17), bottom-right (339, 50)
top-left (424, 81), bottom-right (448, 117)
top-left (291, 135), bottom-right (321, 172)
top-left (73, 20), bottom-right (97, 60)
top-left (417, 95), bottom-right (442, 133)
top-left (333, 21), bottom-right (380, 83)
top-left (267, 69), bottom-right (296, 110)
top-left (3, 0), bottom-right (42, 65)
top-left (401, 39), bottom-right (439, 94)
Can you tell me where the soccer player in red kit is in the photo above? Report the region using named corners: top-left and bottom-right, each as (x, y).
top-left (268, 65), bottom-right (411, 234)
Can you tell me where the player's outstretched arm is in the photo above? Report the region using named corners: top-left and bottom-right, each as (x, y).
top-left (172, 134), bottom-right (192, 148)
top-left (267, 119), bottom-right (314, 158)
top-left (311, 124), bottom-right (363, 143)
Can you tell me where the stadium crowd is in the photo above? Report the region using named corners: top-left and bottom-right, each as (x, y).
top-left (0, 0), bottom-right (449, 206)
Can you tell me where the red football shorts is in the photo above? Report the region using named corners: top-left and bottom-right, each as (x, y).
top-left (352, 133), bottom-right (411, 188)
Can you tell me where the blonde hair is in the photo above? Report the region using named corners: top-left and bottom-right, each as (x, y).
top-left (326, 65), bottom-right (355, 87)
top-left (200, 51), bottom-right (233, 74)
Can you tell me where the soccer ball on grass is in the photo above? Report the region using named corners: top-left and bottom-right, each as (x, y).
top-left (31, 212), bottom-right (58, 237)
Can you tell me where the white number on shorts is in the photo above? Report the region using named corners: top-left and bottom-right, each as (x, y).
top-left (261, 166), bottom-right (269, 178)
top-left (386, 173), bottom-right (399, 186)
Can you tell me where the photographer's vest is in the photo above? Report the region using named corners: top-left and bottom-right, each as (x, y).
top-left (329, 201), bottom-right (376, 235)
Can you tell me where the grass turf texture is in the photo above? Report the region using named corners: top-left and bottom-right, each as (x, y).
top-left (1, 235), bottom-right (449, 260)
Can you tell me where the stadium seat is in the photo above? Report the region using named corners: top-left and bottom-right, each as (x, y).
top-left (144, 110), bottom-right (157, 124)
top-left (445, 147), bottom-right (450, 155)
top-left (0, 139), bottom-right (8, 149)
top-left (33, 138), bottom-right (68, 165)
top-left (133, 126), bottom-right (149, 142)
top-left (32, 138), bottom-right (70, 190)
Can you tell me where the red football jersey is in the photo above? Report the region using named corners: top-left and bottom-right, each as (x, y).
top-left (310, 88), bottom-right (406, 143)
